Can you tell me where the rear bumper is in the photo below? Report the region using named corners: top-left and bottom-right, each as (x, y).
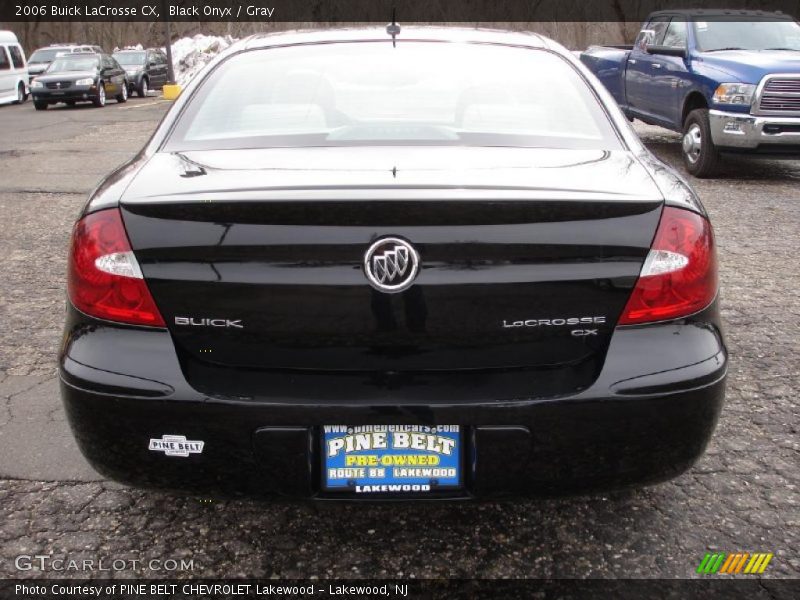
top-left (709, 109), bottom-right (800, 153)
top-left (60, 304), bottom-right (727, 500)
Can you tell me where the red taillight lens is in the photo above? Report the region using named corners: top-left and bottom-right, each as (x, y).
top-left (67, 208), bottom-right (165, 327)
top-left (619, 206), bottom-right (718, 325)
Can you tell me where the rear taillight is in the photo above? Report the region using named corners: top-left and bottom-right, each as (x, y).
top-left (67, 208), bottom-right (165, 327)
top-left (619, 206), bottom-right (718, 325)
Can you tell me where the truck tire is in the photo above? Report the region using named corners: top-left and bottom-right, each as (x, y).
top-left (682, 109), bottom-right (720, 178)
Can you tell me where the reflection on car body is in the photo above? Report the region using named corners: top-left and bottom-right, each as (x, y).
top-left (30, 53), bottom-right (128, 109)
top-left (26, 43), bottom-right (103, 82)
top-left (113, 48), bottom-right (169, 97)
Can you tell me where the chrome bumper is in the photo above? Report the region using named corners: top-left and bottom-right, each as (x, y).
top-left (709, 110), bottom-right (800, 150)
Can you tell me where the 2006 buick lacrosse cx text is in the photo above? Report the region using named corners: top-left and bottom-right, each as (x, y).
top-left (59, 25), bottom-right (727, 500)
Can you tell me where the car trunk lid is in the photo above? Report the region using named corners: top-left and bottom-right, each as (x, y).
top-left (120, 146), bottom-right (663, 373)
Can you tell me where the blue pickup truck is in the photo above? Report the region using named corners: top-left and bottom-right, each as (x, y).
top-left (581, 10), bottom-right (800, 176)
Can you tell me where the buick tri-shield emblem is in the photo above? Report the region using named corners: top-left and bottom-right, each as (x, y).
top-left (364, 237), bottom-right (420, 293)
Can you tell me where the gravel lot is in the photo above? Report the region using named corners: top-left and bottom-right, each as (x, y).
top-left (0, 98), bottom-right (798, 581)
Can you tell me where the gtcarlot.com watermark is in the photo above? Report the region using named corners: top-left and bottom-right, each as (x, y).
top-left (15, 554), bottom-right (195, 572)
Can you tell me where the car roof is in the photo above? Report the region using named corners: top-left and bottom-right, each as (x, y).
top-left (114, 48), bottom-right (162, 54)
top-left (647, 9), bottom-right (794, 20)
top-left (243, 26), bottom-right (551, 51)
top-left (58, 52), bottom-right (102, 58)
top-left (33, 45), bottom-right (84, 53)
top-left (0, 30), bottom-right (20, 44)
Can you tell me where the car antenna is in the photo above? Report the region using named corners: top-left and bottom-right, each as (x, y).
top-left (386, 9), bottom-right (400, 48)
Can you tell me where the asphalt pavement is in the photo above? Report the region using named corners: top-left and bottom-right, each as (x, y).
top-left (0, 96), bottom-right (798, 580)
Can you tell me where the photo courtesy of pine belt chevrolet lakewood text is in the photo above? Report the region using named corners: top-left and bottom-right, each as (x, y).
top-left (60, 26), bottom-right (727, 500)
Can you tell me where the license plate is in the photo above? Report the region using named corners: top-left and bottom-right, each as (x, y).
top-left (322, 425), bottom-right (461, 493)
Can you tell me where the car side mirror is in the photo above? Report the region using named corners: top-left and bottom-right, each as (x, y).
top-left (646, 45), bottom-right (687, 58)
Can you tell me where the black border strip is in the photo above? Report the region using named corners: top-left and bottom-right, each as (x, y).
top-left (1, 0), bottom-right (799, 23)
top-left (2, 578), bottom-right (799, 600)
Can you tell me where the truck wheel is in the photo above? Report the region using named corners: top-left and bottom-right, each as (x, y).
top-left (34, 100), bottom-right (48, 111)
top-left (682, 109), bottom-right (720, 178)
top-left (137, 77), bottom-right (148, 98)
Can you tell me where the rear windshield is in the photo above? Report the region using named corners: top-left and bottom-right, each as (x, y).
top-left (48, 56), bottom-right (99, 72)
top-left (166, 41), bottom-right (621, 151)
top-left (29, 48), bottom-right (70, 63)
top-left (114, 51), bottom-right (145, 65)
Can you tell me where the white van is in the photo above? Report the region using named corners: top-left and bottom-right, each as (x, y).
top-left (0, 31), bottom-right (28, 105)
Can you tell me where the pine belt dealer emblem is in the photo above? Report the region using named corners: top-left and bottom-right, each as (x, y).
top-left (148, 435), bottom-right (204, 457)
top-left (364, 237), bottom-right (420, 293)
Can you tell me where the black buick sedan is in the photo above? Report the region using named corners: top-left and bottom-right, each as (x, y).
top-left (60, 27), bottom-right (726, 500)
top-left (31, 53), bottom-right (127, 110)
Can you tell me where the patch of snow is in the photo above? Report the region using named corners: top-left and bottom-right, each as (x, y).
top-left (166, 34), bottom-right (239, 86)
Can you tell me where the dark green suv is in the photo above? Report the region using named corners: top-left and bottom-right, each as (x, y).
top-left (113, 48), bottom-right (169, 97)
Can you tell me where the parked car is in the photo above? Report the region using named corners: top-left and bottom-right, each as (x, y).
top-left (27, 44), bottom-right (103, 82)
top-left (113, 48), bottom-right (169, 97)
top-left (60, 27), bottom-right (725, 500)
top-left (30, 53), bottom-right (127, 110)
top-left (0, 30), bottom-right (28, 105)
top-left (581, 10), bottom-right (800, 177)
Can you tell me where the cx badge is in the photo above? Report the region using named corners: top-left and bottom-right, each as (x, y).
top-left (364, 237), bottom-right (420, 293)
